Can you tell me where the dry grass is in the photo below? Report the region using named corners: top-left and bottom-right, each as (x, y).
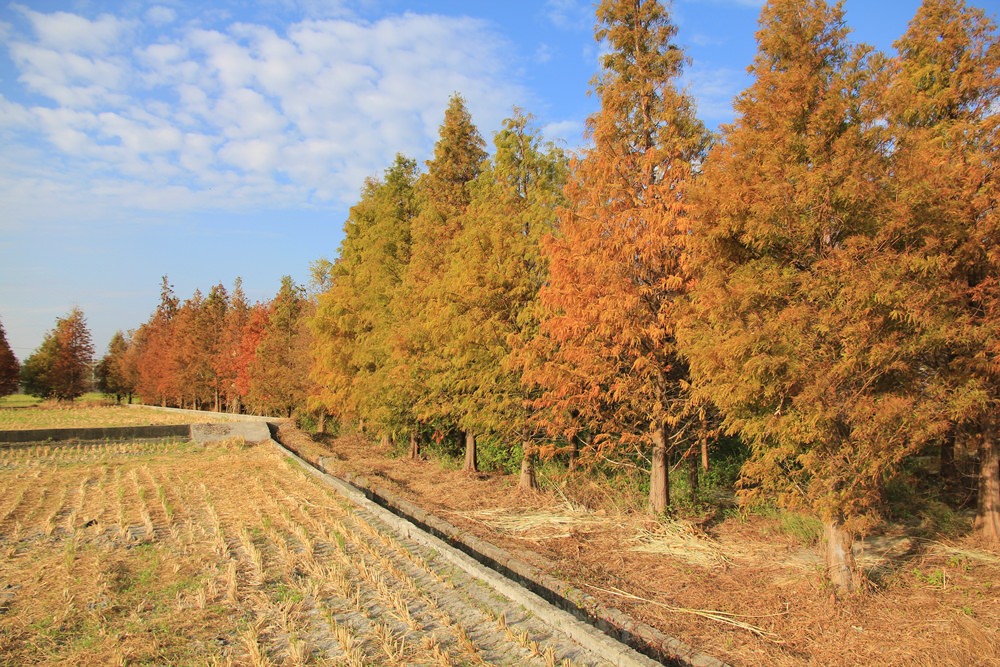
top-left (0, 437), bottom-right (609, 666)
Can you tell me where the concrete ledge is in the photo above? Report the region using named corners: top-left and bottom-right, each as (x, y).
top-left (321, 469), bottom-right (727, 667)
top-left (0, 424), bottom-right (190, 445)
top-left (190, 421), bottom-right (272, 444)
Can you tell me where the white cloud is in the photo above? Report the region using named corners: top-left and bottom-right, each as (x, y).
top-left (544, 0), bottom-right (593, 31)
top-left (146, 6), bottom-right (177, 25)
top-left (0, 6), bottom-right (527, 224)
top-left (11, 4), bottom-right (134, 55)
top-left (9, 42), bottom-right (129, 107)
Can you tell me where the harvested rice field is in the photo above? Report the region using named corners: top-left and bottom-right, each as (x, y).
top-left (0, 439), bottom-right (616, 666)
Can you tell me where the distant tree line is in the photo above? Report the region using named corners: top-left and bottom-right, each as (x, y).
top-left (96, 276), bottom-right (313, 418)
top-left (73, 0), bottom-right (998, 595)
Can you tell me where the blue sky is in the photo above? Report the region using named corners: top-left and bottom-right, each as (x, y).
top-left (0, 0), bottom-right (983, 359)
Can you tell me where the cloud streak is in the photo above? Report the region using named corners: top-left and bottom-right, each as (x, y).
top-left (0, 5), bottom-right (526, 227)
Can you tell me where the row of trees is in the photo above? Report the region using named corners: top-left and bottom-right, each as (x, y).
top-left (97, 277), bottom-right (313, 418)
top-left (307, 0), bottom-right (999, 594)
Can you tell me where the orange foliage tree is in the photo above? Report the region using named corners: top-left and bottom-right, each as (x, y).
top-left (527, 0), bottom-right (708, 511)
top-left (215, 278), bottom-right (250, 413)
top-left (21, 307), bottom-right (94, 401)
top-left (886, 0), bottom-right (1000, 542)
top-left (245, 276), bottom-right (313, 417)
top-left (679, 0), bottom-right (966, 591)
top-left (132, 277), bottom-right (181, 406)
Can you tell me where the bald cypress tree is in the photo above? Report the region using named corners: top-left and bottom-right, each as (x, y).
top-left (679, 0), bottom-right (941, 592)
top-left (886, 0), bottom-right (1000, 541)
top-left (23, 307), bottom-right (94, 401)
top-left (527, 0), bottom-right (708, 512)
top-left (311, 155), bottom-right (419, 436)
top-left (431, 109), bottom-right (568, 487)
top-left (392, 94), bottom-right (487, 469)
top-left (0, 319), bottom-right (19, 397)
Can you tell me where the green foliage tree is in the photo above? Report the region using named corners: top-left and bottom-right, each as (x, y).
top-left (20, 333), bottom-right (57, 400)
top-left (96, 330), bottom-right (133, 403)
top-left (432, 109), bottom-right (568, 487)
top-left (311, 155), bottom-right (419, 438)
top-left (393, 94), bottom-right (487, 468)
top-left (526, 0), bottom-right (708, 510)
top-left (0, 319), bottom-right (19, 397)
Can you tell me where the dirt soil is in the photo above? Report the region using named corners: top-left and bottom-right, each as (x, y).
top-left (275, 424), bottom-right (1000, 667)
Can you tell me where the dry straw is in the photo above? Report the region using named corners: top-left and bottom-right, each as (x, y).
top-left (585, 583), bottom-right (782, 640)
top-left (629, 520), bottom-right (732, 568)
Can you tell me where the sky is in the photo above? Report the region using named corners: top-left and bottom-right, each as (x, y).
top-left (0, 0), bottom-right (991, 360)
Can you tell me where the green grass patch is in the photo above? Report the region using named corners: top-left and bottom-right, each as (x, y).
top-left (777, 510), bottom-right (824, 546)
top-left (0, 393), bottom-right (41, 407)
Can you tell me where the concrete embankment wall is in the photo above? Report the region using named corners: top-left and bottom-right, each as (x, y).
top-left (0, 420), bottom-right (272, 447)
top-left (0, 424), bottom-right (191, 446)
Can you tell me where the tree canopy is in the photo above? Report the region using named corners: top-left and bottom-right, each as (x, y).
top-left (21, 307), bottom-right (94, 401)
top-left (526, 0), bottom-right (709, 512)
top-left (0, 319), bottom-right (19, 397)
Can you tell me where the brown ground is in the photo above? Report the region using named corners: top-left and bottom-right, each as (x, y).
top-left (275, 423), bottom-right (1000, 667)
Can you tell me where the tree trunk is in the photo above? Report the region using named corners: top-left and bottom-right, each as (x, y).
top-left (701, 436), bottom-right (709, 471)
top-left (317, 411), bottom-right (326, 434)
top-left (568, 431), bottom-right (581, 472)
top-left (380, 433), bottom-right (392, 450)
top-left (976, 419), bottom-right (1000, 543)
top-left (649, 424), bottom-right (669, 515)
top-left (568, 410), bottom-right (581, 472)
top-left (463, 431), bottom-right (478, 473)
top-left (409, 432), bottom-right (421, 460)
top-left (519, 442), bottom-right (538, 491)
top-left (823, 516), bottom-right (857, 594)
top-left (940, 429), bottom-right (957, 485)
top-left (688, 453), bottom-right (699, 503)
